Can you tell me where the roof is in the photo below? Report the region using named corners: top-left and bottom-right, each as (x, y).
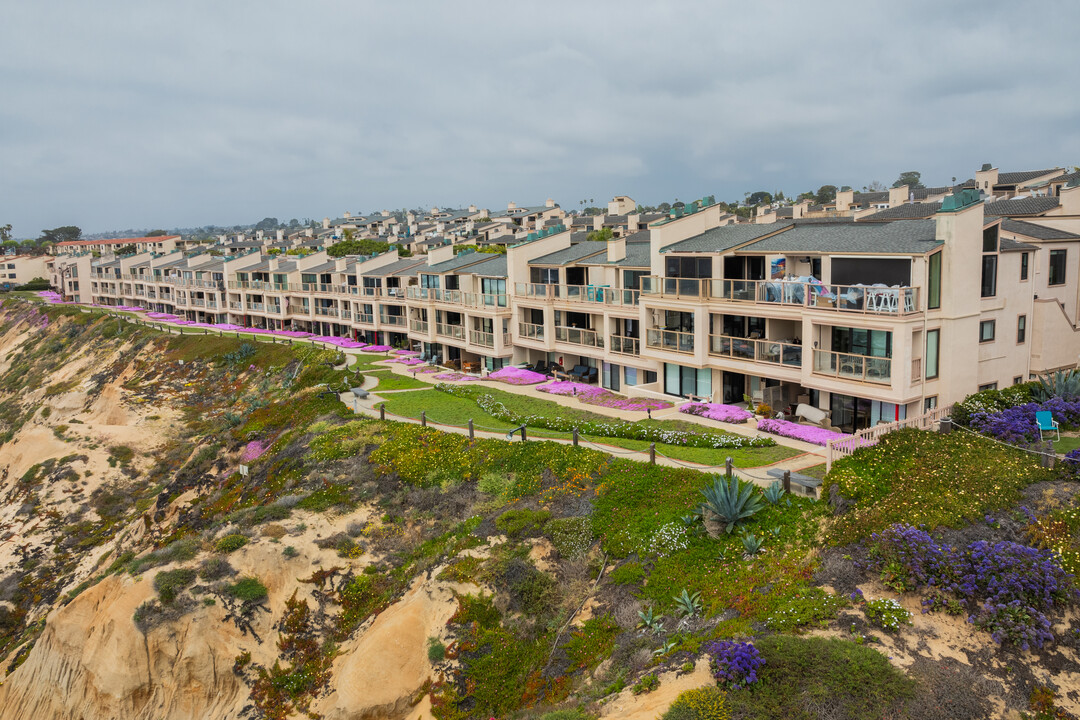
top-left (530, 241), bottom-right (608, 266)
top-left (999, 237), bottom-right (1038, 252)
top-left (610, 244), bottom-right (651, 267)
top-left (912, 186), bottom-right (951, 200)
top-left (858, 203), bottom-right (941, 221)
top-left (997, 169), bottom-right (1062, 185)
top-left (661, 223), bottom-right (791, 253)
top-left (458, 254), bottom-right (507, 277)
top-left (984, 196), bottom-right (1061, 217)
top-left (739, 219), bottom-right (942, 255)
top-left (1001, 219), bottom-right (1080, 241)
top-left (427, 251), bottom-right (504, 273)
top-left (853, 191), bottom-right (889, 202)
top-left (56, 235), bottom-right (180, 247)
top-left (367, 258), bottom-right (426, 278)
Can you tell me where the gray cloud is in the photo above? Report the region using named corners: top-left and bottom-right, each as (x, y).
top-left (1, 0), bottom-right (1078, 236)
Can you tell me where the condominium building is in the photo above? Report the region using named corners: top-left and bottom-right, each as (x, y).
top-left (42, 172), bottom-right (1080, 434)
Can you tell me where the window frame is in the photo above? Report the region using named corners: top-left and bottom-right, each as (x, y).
top-left (1020, 252), bottom-right (1029, 281)
top-left (925, 328), bottom-right (940, 379)
top-left (1017, 314), bottom-right (1026, 344)
top-left (979, 319), bottom-right (996, 343)
top-left (980, 254), bottom-right (997, 298)
top-left (1049, 249), bottom-right (1067, 286)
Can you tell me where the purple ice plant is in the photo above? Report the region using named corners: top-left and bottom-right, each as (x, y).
top-left (487, 366), bottom-right (548, 385)
top-left (756, 417), bottom-right (848, 446)
top-left (240, 440), bottom-right (268, 462)
top-left (680, 402), bottom-right (754, 424)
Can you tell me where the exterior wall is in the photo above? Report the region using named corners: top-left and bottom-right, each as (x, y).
top-left (0, 256), bottom-right (48, 285)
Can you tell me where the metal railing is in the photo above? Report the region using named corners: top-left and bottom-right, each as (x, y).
top-left (640, 277), bottom-right (707, 299)
top-left (314, 306), bottom-right (339, 317)
top-left (357, 313), bottom-right (374, 324)
top-left (436, 322), bottom-right (467, 340)
top-left (708, 335), bottom-right (802, 367)
top-left (554, 326), bottom-right (603, 348)
top-left (380, 314), bottom-right (407, 326)
top-left (645, 328), bottom-right (695, 353)
top-left (518, 322), bottom-right (545, 340)
top-left (410, 319), bottom-right (429, 333)
top-left (709, 279), bottom-right (920, 315)
top-left (469, 329), bottom-right (495, 348)
top-left (609, 335), bottom-right (640, 355)
top-left (812, 349), bottom-right (891, 384)
top-left (513, 283), bottom-right (638, 306)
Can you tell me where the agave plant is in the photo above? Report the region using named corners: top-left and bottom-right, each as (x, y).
top-left (763, 480), bottom-right (786, 505)
top-left (652, 639), bottom-right (678, 657)
top-left (637, 606), bottom-right (664, 633)
top-left (1034, 368), bottom-right (1080, 401)
top-left (673, 589), bottom-right (703, 618)
top-left (742, 533), bottom-right (764, 556)
top-left (700, 474), bottom-right (765, 537)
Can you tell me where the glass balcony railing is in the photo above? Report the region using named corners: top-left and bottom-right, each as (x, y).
top-left (708, 335), bottom-right (802, 367)
top-left (812, 349), bottom-right (891, 384)
top-left (518, 322), bottom-right (545, 340)
top-left (436, 323), bottom-right (467, 340)
top-left (409, 319), bottom-right (429, 333)
top-left (554, 326), bottom-right (603, 348)
top-left (645, 328), bottom-right (695, 353)
top-left (709, 279), bottom-right (919, 315)
top-left (640, 277), bottom-right (707, 298)
top-left (380, 314), bottom-right (407, 326)
top-left (469, 329), bottom-right (495, 348)
top-left (609, 335), bottom-right (640, 355)
top-left (513, 283), bottom-right (639, 306)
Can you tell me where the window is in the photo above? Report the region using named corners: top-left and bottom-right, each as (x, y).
top-left (927, 252), bottom-right (941, 309)
top-left (982, 225), bottom-right (998, 252)
top-left (1020, 252), bottom-right (1029, 281)
top-left (924, 396), bottom-right (938, 412)
top-left (1014, 376), bottom-right (1023, 385)
top-left (1049, 249), bottom-right (1067, 286)
top-left (980, 255), bottom-right (997, 297)
top-left (530, 267), bottom-right (558, 284)
top-left (978, 382), bottom-right (998, 392)
top-left (979, 320), bottom-right (996, 343)
top-left (664, 256), bottom-right (712, 278)
top-left (1017, 315), bottom-right (1026, 343)
top-left (925, 329), bottom-right (939, 379)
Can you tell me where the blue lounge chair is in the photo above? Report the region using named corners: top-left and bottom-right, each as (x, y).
top-left (1036, 411), bottom-right (1060, 441)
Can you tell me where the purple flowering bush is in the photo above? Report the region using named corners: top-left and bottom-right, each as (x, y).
top-left (867, 524), bottom-right (1077, 649)
top-left (538, 381), bottom-right (673, 411)
top-left (967, 399), bottom-right (1080, 447)
top-left (756, 417), bottom-right (848, 446)
top-left (704, 640), bottom-right (763, 689)
top-left (488, 366), bottom-right (548, 385)
top-left (240, 440), bottom-right (268, 463)
top-left (680, 402), bottom-right (754, 424)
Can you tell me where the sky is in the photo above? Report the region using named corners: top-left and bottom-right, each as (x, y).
top-left (2, 0), bottom-right (1078, 238)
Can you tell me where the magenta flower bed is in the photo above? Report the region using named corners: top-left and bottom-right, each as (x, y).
top-left (240, 440), bottom-right (268, 462)
top-left (488, 366), bottom-right (547, 385)
top-left (213, 323), bottom-right (244, 330)
top-left (756, 417), bottom-right (848, 446)
top-left (114, 305), bottom-right (146, 312)
top-left (538, 381), bottom-right (606, 397)
top-left (394, 349), bottom-right (421, 356)
top-left (361, 344), bottom-right (391, 352)
top-left (680, 402), bottom-right (754, 424)
top-left (274, 330), bottom-right (313, 338)
top-left (538, 380), bottom-right (673, 411)
top-left (434, 372), bottom-right (481, 382)
top-left (411, 366), bottom-right (440, 373)
top-left (395, 358), bottom-right (424, 366)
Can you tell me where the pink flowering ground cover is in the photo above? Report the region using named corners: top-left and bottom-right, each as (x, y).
top-left (395, 358), bottom-right (424, 366)
top-left (361, 344), bottom-right (392, 352)
top-left (756, 417), bottom-right (848, 446)
top-left (434, 372), bottom-right (481, 381)
top-left (312, 336), bottom-right (367, 348)
top-left (538, 381), bottom-right (606, 397)
top-left (240, 440), bottom-right (268, 462)
top-left (394, 349), bottom-right (421, 356)
top-left (537, 381), bottom-right (673, 411)
top-left (488, 366), bottom-right (548, 385)
top-left (679, 402), bottom-right (754, 424)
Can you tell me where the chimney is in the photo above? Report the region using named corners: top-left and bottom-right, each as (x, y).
top-left (508, 201), bottom-right (517, 210)
top-left (344, 211), bottom-right (351, 219)
top-left (276, 229), bottom-right (285, 241)
top-left (322, 217), bottom-right (330, 229)
top-left (545, 198), bottom-right (555, 208)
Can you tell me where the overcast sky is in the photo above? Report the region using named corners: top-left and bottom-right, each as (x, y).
top-left (2, 1), bottom-right (1078, 238)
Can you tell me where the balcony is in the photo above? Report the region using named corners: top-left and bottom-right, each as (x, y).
top-left (513, 283), bottom-right (638, 306)
top-left (812, 349), bottom-right (891, 385)
top-left (640, 277), bottom-right (707, 299)
top-left (288, 305), bottom-right (310, 315)
top-left (469, 329), bottom-right (495, 348)
top-left (646, 328), bottom-right (695, 354)
top-left (314, 306), bottom-right (339, 317)
top-left (357, 313), bottom-right (374, 324)
top-left (609, 335), bottom-right (640, 356)
top-left (709, 279), bottom-right (919, 315)
top-left (410, 319), bottom-right (429, 333)
top-left (554, 326), bottom-right (603, 348)
top-left (463, 293), bottom-right (509, 309)
top-left (708, 335), bottom-right (802, 367)
top-left (191, 298), bottom-right (205, 307)
top-left (229, 301), bottom-right (243, 310)
top-left (518, 322), bottom-right (545, 341)
top-left (436, 323), bottom-right (466, 340)
top-left (380, 314), bottom-right (407, 326)
top-left (248, 302), bottom-right (265, 312)
top-left (206, 300), bottom-right (218, 309)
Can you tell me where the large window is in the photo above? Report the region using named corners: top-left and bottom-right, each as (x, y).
top-left (1050, 249), bottom-right (1067, 286)
top-left (664, 256), bottom-right (712, 278)
top-left (1020, 252), bottom-right (1029, 281)
top-left (927, 252), bottom-right (941, 309)
top-left (664, 363), bottom-right (711, 398)
top-left (530, 267), bottom-right (558, 284)
top-left (925, 329), bottom-right (940, 379)
top-left (1017, 315), bottom-right (1027, 343)
top-left (980, 255), bottom-right (997, 297)
top-left (979, 319), bottom-right (996, 343)
top-left (831, 328), bottom-right (891, 358)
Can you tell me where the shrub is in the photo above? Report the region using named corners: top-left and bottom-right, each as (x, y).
top-left (863, 598), bottom-right (912, 633)
top-left (225, 577), bottom-right (268, 603)
top-left (631, 674), bottom-right (659, 695)
top-left (699, 475), bottom-right (764, 536)
top-left (706, 640), bottom-right (764, 689)
top-left (609, 561), bottom-right (646, 585)
top-left (153, 568), bottom-right (196, 604)
top-left (495, 509), bottom-right (551, 538)
top-left (661, 686), bottom-right (730, 720)
top-left (426, 636), bottom-right (446, 663)
top-left (198, 557), bottom-right (234, 581)
top-left (547, 516), bottom-right (594, 559)
top-left (215, 534), bottom-right (249, 553)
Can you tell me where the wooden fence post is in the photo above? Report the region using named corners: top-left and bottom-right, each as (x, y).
top-left (783, 470), bottom-right (791, 494)
top-left (420, 411), bottom-right (426, 427)
top-left (521, 426), bottom-right (527, 442)
top-left (572, 428), bottom-right (578, 447)
top-left (725, 457), bottom-right (733, 478)
top-left (649, 443), bottom-right (656, 464)
top-left (379, 403), bottom-right (386, 421)
top-left (468, 419), bottom-right (474, 440)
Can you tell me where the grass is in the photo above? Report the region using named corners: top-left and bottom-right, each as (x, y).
top-left (1053, 435), bottom-right (1080, 454)
top-left (367, 370), bottom-right (433, 391)
top-left (797, 463), bottom-right (827, 480)
top-left (348, 353), bottom-right (394, 370)
top-left (381, 389), bottom-right (798, 468)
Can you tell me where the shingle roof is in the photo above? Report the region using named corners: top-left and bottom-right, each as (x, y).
top-left (661, 223), bottom-right (791, 253)
top-left (530, 241), bottom-right (608, 266)
top-left (1001, 219), bottom-right (1080, 241)
top-left (853, 191), bottom-right (889, 202)
top-left (912, 186), bottom-right (951, 200)
top-left (427, 251), bottom-right (504, 273)
top-left (999, 237), bottom-right (1038, 252)
top-left (459, 254), bottom-right (507, 277)
top-left (984, 196), bottom-right (1060, 216)
top-left (365, 258), bottom-right (425, 278)
top-left (611, 244), bottom-right (651, 267)
top-left (998, 169), bottom-right (1062, 185)
top-left (858, 203), bottom-right (941, 221)
top-left (739, 219), bottom-right (941, 255)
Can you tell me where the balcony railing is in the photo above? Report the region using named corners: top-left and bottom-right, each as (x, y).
top-left (646, 328), bottom-right (695, 353)
top-left (469, 329), bottom-right (495, 348)
top-left (436, 323), bottom-right (466, 340)
top-left (463, 292), bottom-right (509, 309)
top-left (513, 283), bottom-right (638, 306)
top-left (708, 335), bottom-right (802, 367)
top-left (206, 300), bottom-right (218, 309)
top-left (640, 277), bottom-right (707, 299)
top-left (609, 335), bottom-right (640, 355)
top-left (709, 279), bottom-right (920, 315)
top-left (288, 305), bottom-right (310, 315)
top-left (248, 302), bottom-right (265, 311)
top-left (410, 319), bottom-right (429, 333)
top-left (380, 314), bottom-right (407, 326)
top-left (554, 326), bottom-right (603, 348)
top-left (812, 349), bottom-right (891, 384)
top-left (357, 313), bottom-right (374, 324)
top-left (518, 322), bottom-right (545, 341)
top-left (229, 301), bottom-right (243, 310)
top-left (191, 298), bottom-right (205, 307)
top-left (314, 306), bottom-right (338, 317)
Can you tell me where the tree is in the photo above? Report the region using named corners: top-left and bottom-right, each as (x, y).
top-left (114, 244), bottom-right (138, 255)
top-left (866, 180), bottom-right (886, 192)
top-left (254, 217), bottom-right (280, 232)
top-left (0, 224), bottom-right (11, 243)
top-left (747, 191), bottom-right (772, 206)
top-left (892, 171), bottom-right (924, 189)
top-left (145, 229), bottom-right (168, 237)
top-left (586, 227), bottom-right (614, 242)
top-left (815, 185), bottom-right (838, 204)
top-left (796, 191), bottom-right (815, 202)
top-left (326, 237), bottom-right (391, 258)
top-left (288, 218), bottom-right (300, 228)
top-left (658, 202), bottom-right (672, 213)
top-left (38, 226), bottom-right (81, 246)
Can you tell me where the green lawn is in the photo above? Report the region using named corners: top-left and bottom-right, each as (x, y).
top-left (348, 353), bottom-right (394, 371)
top-left (798, 463), bottom-right (827, 479)
top-left (380, 388), bottom-right (799, 468)
top-left (367, 370), bottom-right (434, 391)
top-left (1054, 435), bottom-right (1080, 454)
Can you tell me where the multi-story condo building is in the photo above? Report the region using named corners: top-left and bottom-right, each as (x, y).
top-left (42, 170), bottom-right (1080, 434)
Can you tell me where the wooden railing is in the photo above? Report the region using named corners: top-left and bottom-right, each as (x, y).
top-left (825, 403), bottom-right (954, 471)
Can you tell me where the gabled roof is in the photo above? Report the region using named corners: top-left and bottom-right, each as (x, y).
top-left (661, 223), bottom-right (792, 253)
top-left (739, 219), bottom-right (941, 255)
top-left (427, 251), bottom-right (503, 273)
top-left (458, 254), bottom-right (507, 277)
top-left (1001, 219), bottom-right (1080, 241)
top-left (610, 244), bottom-right (651, 268)
top-left (984, 196), bottom-right (1060, 217)
top-left (859, 203), bottom-right (941, 221)
top-left (530, 241), bottom-right (608, 266)
top-left (998, 169), bottom-right (1062, 185)
top-left (999, 237), bottom-right (1038, 252)
top-left (57, 235), bottom-right (180, 247)
top-left (364, 257), bottom-right (425, 278)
